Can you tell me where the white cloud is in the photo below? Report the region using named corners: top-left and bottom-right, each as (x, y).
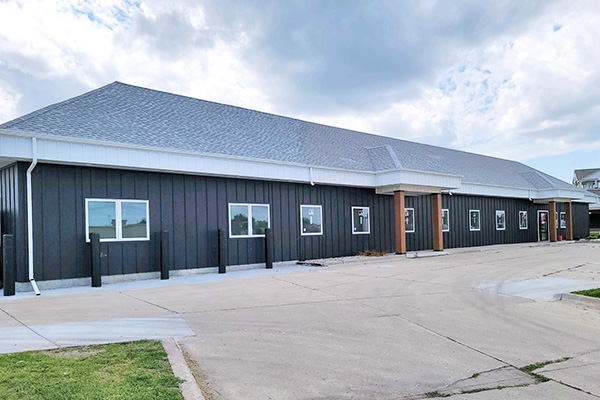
top-left (0, 0), bottom-right (272, 121)
top-left (0, 0), bottom-right (598, 170)
top-left (297, 1), bottom-right (600, 162)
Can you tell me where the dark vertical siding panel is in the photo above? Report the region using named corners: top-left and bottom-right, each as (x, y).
top-left (58, 166), bottom-right (77, 279)
top-left (195, 176), bottom-right (209, 268)
top-left (206, 177), bottom-right (219, 267)
top-left (172, 175), bottom-right (186, 270)
top-left (41, 165), bottom-right (61, 280)
top-left (573, 203), bottom-right (589, 239)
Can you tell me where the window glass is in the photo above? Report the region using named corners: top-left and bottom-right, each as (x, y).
top-left (88, 200), bottom-right (117, 239)
top-left (352, 207), bottom-right (370, 234)
top-left (519, 211), bottom-right (528, 229)
top-left (122, 202), bottom-right (148, 239)
top-left (496, 210), bottom-right (506, 230)
top-left (442, 209), bottom-right (449, 232)
top-left (252, 205), bottom-right (269, 235)
top-left (560, 212), bottom-right (566, 228)
top-left (405, 208), bottom-right (415, 232)
top-left (230, 205), bottom-right (249, 236)
top-left (470, 210), bottom-right (480, 231)
top-left (301, 205), bottom-right (323, 235)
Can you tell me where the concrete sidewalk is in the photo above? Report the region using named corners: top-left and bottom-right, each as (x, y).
top-left (1, 241), bottom-right (600, 399)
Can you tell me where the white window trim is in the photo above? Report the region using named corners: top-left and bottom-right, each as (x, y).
top-left (560, 212), bottom-right (566, 229)
top-left (469, 209), bottom-right (481, 231)
top-left (351, 206), bottom-right (370, 235)
top-left (85, 198), bottom-right (150, 243)
top-left (495, 210), bottom-right (506, 231)
top-left (300, 204), bottom-right (323, 236)
top-left (228, 203), bottom-right (271, 238)
top-left (519, 211), bottom-right (528, 230)
top-left (405, 207), bottom-right (415, 233)
top-left (442, 209), bottom-right (450, 232)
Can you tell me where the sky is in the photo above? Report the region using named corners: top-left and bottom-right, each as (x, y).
top-left (0, 0), bottom-right (599, 183)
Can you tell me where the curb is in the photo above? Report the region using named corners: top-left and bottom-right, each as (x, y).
top-left (560, 293), bottom-right (600, 310)
top-left (162, 337), bottom-right (205, 400)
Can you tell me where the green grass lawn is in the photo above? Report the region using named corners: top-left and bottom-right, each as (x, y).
top-left (572, 288), bottom-right (600, 298)
top-left (0, 340), bottom-right (182, 400)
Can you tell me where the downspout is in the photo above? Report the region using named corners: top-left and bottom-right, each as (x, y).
top-left (309, 167), bottom-right (315, 186)
top-left (27, 137), bottom-right (41, 295)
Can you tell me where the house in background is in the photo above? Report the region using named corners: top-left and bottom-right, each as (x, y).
top-left (573, 168), bottom-right (600, 232)
top-left (0, 82), bottom-right (596, 293)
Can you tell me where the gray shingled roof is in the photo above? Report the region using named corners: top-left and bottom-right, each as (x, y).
top-left (0, 82), bottom-right (575, 190)
top-left (574, 168), bottom-right (600, 181)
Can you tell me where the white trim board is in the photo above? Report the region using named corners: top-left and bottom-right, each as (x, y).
top-left (0, 131), bottom-right (591, 202)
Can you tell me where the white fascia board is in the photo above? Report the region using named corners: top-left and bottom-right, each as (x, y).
top-left (455, 182), bottom-right (588, 201)
top-left (374, 169), bottom-right (462, 189)
top-left (0, 131), bottom-right (589, 200)
top-left (535, 188), bottom-right (586, 201)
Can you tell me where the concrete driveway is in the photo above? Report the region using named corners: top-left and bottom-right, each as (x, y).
top-left (2, 242), bottom-right (600, 399)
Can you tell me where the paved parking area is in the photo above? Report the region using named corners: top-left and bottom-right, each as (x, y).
top-left (1, 241), bottom-right (600, 399)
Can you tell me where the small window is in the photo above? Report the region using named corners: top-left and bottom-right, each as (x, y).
top-left (352, 206), bottom-right (370, 234)
top-left (405, 208), bottom-right (415, 233)
top-left (469, 210), bottom-right (480, 231)
top-left (229, 203), bottom-right (270, 238)
top-left (495, 210), bottom-right (506, 231)
top-left (86, 199), bottom-right (149, 242)
top-left (519, 211), bottom-right (528, 230)
top-left (560, 212), bottom-right (566, 229)
top-left (301, 205), bottom-right (323, 235)
top-left (442, 209), bottom-right (450, 232)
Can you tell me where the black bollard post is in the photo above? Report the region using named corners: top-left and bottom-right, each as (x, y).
top-left (90, 232), bottom-right (101, 287)
top-left (161, 230), bottom-right (170, 280)
top-left (265, 228), bottom-right (273, 269)
top-left (2, 235), bottom-right (15, 296)
top-left (218, 229), bottom-right (227, 274)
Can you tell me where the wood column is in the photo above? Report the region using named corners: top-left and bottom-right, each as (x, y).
top-left (431, 193), bottom-right (443, 251)
top-left (394, 190), bottom-right (406, 254)
top-left (549, 201), bottom-right (557, 242)
top-left (565, 202), bottom-right (573, 241)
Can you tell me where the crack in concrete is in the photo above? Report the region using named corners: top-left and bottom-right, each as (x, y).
top-left (0, 307), bottom-right (60, 348)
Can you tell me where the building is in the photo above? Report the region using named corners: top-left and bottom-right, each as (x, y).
top-left (573, 168), bottom-right (600, 231)
top-left (0, 82), bottom-right (595, 293)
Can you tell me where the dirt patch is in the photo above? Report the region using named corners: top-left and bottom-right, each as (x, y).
top-left (45, 347), bottom-right (105, 359)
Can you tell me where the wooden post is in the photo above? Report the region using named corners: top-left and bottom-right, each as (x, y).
top-left (90, 232), bottom-right (102, 287)
top-left (2, 234), bottom-right (15, 296)
top-left (394, 191), bottom-right (406, 254)
top-left (549, 201), bottom-right (557, 242)
top-left (565, 202), bottom-right (573, 241)
top-left (432, 193), bottom-right (443, 251)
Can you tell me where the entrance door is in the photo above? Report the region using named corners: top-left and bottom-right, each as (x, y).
top-left (538, 211), bottom-right (549, 241)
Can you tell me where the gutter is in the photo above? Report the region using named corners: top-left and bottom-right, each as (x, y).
top-left (27, 137), bottom-right (41, 295)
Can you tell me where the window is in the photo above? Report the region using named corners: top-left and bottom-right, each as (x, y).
top-left (229, 203), bottom-right (270, 238)
top-left (301, 205), bottom-right (323, 235)
top-left (469, 210), bottom-right (480, 231)
top-left (352, 206), bottom-right (370, 234)
top-left (405, 208), bottom-right (415, 233)
top-left (495, 210), bottom-right (506, 231)
top-left (560, 212), bottom-right (566, 228)
top-left (519, 211), bottom-right (528, 230)
top-left (442, 209), bottom-right (450, 232)
top-left (86, 199), bottom-right (149, 242)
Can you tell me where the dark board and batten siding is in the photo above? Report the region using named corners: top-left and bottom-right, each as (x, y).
top-left (0, 163), bottom-right (28, 282)
top-left (1, 161), bottom-right (591, 282)
top-left (25, 163), bottom-right (395, 281)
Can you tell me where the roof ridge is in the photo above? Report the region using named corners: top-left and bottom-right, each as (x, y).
top-left (0, 82), bottom-right (119, 129)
